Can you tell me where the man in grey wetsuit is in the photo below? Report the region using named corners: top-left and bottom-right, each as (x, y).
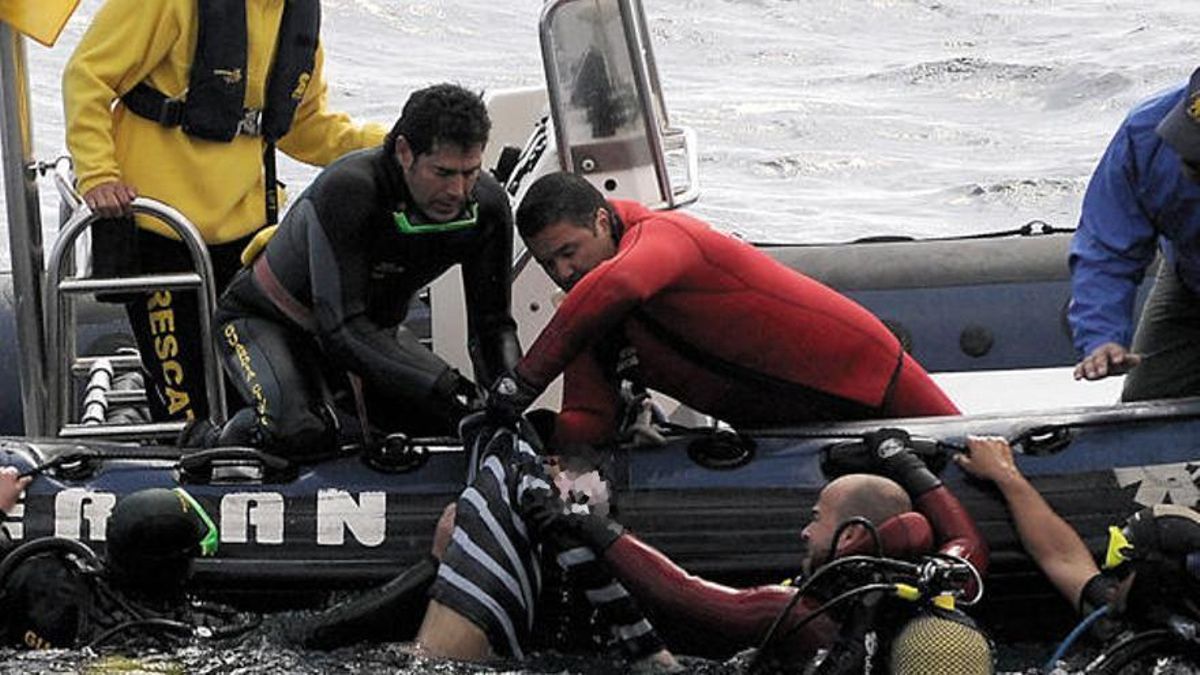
top-left (193, 84), bottom-right (521, 457)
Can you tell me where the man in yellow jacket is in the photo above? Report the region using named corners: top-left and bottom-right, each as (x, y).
top-left (63, 0), bottom-right (385, 425)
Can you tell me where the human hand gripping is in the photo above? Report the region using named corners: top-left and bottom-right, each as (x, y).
top-left (0, 466), bottom-right (32, 514)
top-left (1073, 342), bottom-right (1142, 381)
top-left (861, 428), bottom-right (942, 496)
top-left (953, 436), bottom-right (1023, 489)
top-left (82, 180), bottom-right (138, 219)
top-left (485, 370), bottom-right (540, 423)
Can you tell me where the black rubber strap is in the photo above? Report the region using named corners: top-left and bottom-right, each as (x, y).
top-left (263, 140), bottom-right (279, 226)
top-left (121, 83), bottom-right (184, 127)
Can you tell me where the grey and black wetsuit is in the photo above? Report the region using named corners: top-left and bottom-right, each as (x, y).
top-left (212, 146), bottom-right (520, 456)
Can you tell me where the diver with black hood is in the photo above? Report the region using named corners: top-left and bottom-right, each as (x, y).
top-left (0, 487), bottom-right (255, 650)
top-left (957, 436), bottom-right (1200, 669)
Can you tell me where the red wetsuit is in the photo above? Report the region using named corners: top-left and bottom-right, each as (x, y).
top-left (515, 201), bottom-right (959, 445)
top-left (602, 484), bottom-right (987, 661)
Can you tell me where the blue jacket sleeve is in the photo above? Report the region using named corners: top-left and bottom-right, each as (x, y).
top-left (1068, 123), bottom-right (1159, 357)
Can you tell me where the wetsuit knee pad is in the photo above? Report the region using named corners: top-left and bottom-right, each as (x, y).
top-left (272, 409), bottom-right (338, 459)
top-left (218, 407), bottom-right (336, 459)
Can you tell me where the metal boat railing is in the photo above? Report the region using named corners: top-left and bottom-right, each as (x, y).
top-left (539, 0), bottom-right (699, 209)
top-left (45, 195), bottom-right (227, 440)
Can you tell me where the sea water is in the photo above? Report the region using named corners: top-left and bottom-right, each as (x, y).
top-left (4, 0), bottom-right (1200, 672)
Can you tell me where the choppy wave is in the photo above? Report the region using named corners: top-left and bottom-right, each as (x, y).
top-left (879, 57), bottom-right (1053, 86)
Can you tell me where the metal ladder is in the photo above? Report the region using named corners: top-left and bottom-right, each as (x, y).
top-left (45, 162), bottom-right (227, 440)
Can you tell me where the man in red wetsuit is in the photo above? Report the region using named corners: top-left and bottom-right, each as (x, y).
top-left (489, 172), bottom-right (959, 444)
top-left (522, 434), bottom-right (989, 665)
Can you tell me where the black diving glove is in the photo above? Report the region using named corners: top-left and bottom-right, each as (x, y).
top-left (520, 485), bottom-right (626, 553)
top-left (862, 428), bottom-right (942, 497)
top-left (486, 370), bottom-right (540, 423)
top-left (433, 368), bottom-right (481, 414)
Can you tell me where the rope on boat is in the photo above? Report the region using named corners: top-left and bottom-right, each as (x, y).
top-left (753, 219), bottom-right (1076, 248)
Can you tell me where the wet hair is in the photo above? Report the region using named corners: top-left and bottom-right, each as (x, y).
top-left (515, 172), bottom-right (612, 240)
top-left (385, 83), bottom-right (491, 157)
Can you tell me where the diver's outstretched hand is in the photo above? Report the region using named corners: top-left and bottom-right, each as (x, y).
top-left (954, 436), bottom-right (1023, 489)
top-left (824, 429), bottom-right (942, 497)
top-left (1074, 342), bottom-right (1142, 381)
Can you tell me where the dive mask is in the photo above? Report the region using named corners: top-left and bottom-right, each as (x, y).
top-left (173, 487), bottom-right (219, 557)
top-left (1104, 524), bottom-right (1134, 571)
top-left (1105, 504), bottom-right (1200, 574)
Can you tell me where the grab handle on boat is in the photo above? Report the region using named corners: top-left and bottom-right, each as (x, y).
top-left (17, 449), bottom-right (98, 480)
top-left (686, 428), bottom-right (756, 470)
top-left (1010, 425), bottom-right (1073, 456)
top-left (177, 447), bottom-right (296, 484)
top-left (820, 430), bottom-right (949, 480)
top-left (361, 433), bottom-right (431, 474)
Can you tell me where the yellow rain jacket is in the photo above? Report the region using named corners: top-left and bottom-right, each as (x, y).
top-left (63, 0), bottom-right (387, 244)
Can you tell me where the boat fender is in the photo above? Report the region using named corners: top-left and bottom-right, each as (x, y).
top-left (361, 433), bottom-right (430, 474)
top-left (177, 447), bottom-right (297, 484)
top-left (686, 429), bottom-right (755, 470)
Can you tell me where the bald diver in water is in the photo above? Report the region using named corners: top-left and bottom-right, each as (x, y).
top-left (518, 430), bottom-right (992, 672)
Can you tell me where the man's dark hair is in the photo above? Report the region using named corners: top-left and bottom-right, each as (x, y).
top-left (386, 83), bottom-right (490, 157)
top-left (516, 172), bottom-right (612, 239)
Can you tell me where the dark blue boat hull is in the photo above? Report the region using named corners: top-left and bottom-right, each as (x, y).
top-left (2, 399), bottom-right (1198, 638)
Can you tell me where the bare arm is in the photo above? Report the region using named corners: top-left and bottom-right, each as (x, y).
top-left (954, 436), bottom-right (1099, 608)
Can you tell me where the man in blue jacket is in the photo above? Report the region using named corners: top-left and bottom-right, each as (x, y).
top-left (1070, 66), bottom-right (1200, 401)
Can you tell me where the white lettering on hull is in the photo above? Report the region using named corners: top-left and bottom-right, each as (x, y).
top-left (220, 492), bottom-right (285, 544)
top-left (316, 489), bottom-right (386, 546)
top-left (32, 489), bottom-right (395, 546)
top-left (1113, 463), bottom-right (1200, 508)
top-left (5, 502), bottom-right (23, 540)
top-left (53, 488), bottom-right (116, 541)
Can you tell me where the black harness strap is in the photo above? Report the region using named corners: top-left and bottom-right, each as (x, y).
top-left (120, 0), bottom-right (320, 225)
top-left (263, 140), bottom-right (279, 225)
